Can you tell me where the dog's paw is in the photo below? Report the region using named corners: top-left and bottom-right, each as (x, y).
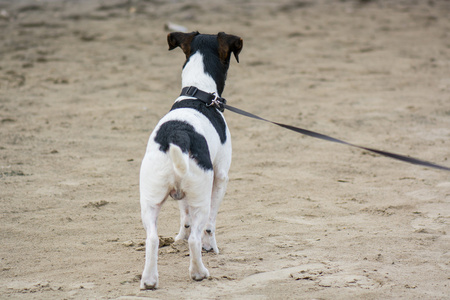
top-left (190, 266), bottom-right (210, 281)
top-left (202, 243), bottom-right (219, 254)
top-left (140, 274), bottom-right (159, 290)
top-left (202, 230), bottom-right (219, 254)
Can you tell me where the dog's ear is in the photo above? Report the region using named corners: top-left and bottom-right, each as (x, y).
top-left (167, 31), bottom-right (199, 58)
top-left (217, 32), bottom-right (243, 63)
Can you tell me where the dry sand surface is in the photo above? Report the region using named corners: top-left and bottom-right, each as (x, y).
top-left (1, 0), bottom-right (450, 299)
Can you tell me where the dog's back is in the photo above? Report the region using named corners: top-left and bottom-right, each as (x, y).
top-left (140, 107), bottom-right (224, 205)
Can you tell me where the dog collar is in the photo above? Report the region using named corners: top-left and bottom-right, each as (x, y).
top-left (180, 86), bottom-right (227, 112)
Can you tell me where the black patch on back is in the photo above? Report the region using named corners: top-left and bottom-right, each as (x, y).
top-left (187, 35), bottom-right (230, 96)
top-left (170, 100), bottom-right (227, 144)
top-left (154, 120), bottom-right (213, 171)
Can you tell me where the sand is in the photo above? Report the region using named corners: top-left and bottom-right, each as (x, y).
top-left (1, 0), bottom-right (449, 299)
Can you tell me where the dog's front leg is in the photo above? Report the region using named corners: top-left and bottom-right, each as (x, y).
top-left (140, 203), bottom-right (162, 290)
top-left (188, 204), bottom-right (210, 281)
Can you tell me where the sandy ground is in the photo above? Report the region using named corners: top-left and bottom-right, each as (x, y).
top-left (1, 0), bottom-right (450, 299)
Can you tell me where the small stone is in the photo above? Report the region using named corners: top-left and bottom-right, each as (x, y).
top-left (123, 240), bottom-right (134, 247)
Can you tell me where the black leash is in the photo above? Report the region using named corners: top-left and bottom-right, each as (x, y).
top-left (180, 86), bottom-right (450, 172)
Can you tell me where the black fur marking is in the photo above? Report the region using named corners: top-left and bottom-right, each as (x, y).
top-left (186, 34), bottom-right (230, 96)
top-left (170, 100), bottom-right (227, 144)
top-left (154, 120), bottom-right (213, 171)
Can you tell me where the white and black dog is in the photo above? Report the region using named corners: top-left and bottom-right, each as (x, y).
top-left (139, 31), bottom-right (243, 290)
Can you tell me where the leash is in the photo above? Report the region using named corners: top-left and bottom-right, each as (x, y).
top-left (180, 86), bottom-right (450, 172)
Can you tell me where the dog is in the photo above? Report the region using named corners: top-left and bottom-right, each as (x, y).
top-left (139, 31), bottom-right (243, 290)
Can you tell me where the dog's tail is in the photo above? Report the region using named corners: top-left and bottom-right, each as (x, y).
top-left (169, 143), bottom-right (189, 178)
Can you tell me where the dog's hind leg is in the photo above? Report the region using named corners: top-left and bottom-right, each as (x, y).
top-left (140, 202), bottom-right (162, 290)
top-left (202, 169), bottom-right (229, 254)
top-left (175, 200), bottom-right (191, 241)
top-left (188, 203), bottom-right (210, 281)
top-left (140, 152), bottom-right (171, 289)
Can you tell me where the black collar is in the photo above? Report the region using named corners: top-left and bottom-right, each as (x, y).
top-left (179, 86), bottom-right (227, 112)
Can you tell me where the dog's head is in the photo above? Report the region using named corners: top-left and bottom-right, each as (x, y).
top-left (167, 31), bottom-right (243, 95)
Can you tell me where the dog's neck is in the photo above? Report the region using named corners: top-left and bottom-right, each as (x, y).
top-left (181, 51), bottom-right (227, 97)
